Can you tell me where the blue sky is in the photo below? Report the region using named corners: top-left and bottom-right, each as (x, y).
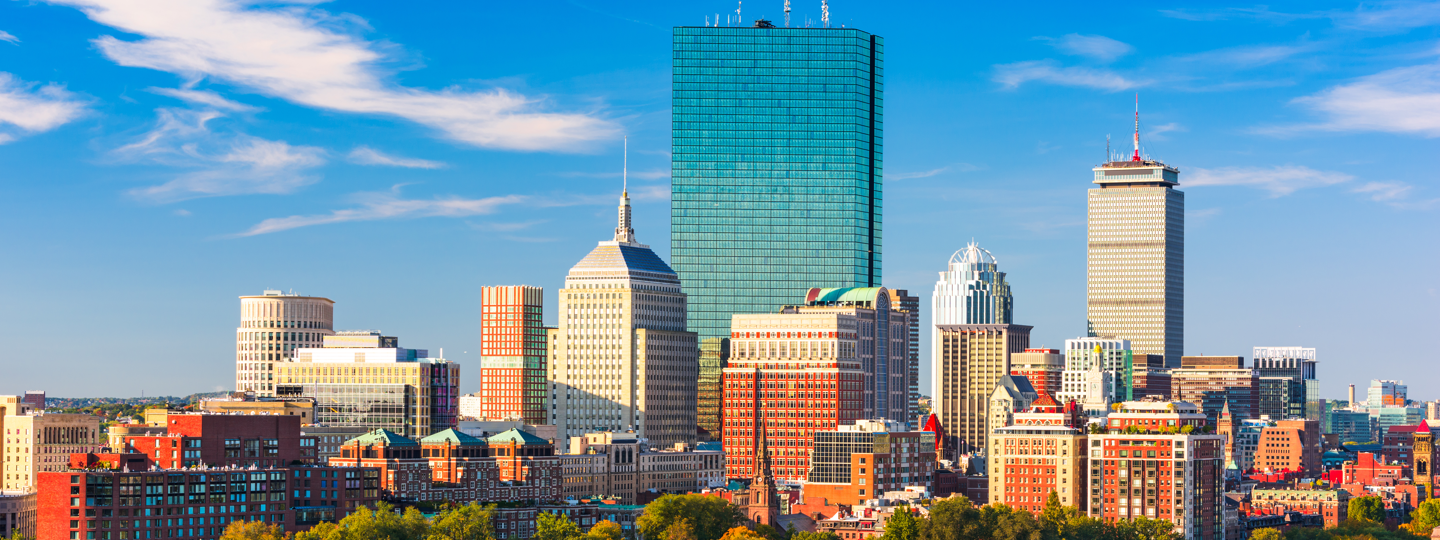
top-left (1, 1), bottom-right (1436, 401)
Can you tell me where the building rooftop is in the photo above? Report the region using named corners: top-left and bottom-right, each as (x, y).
top-left (489, 428), bottom-right (550, 446)
top-left (346, 429), bottom-right (418, 447)
top-left (420, 428), bottom-right (487, 446)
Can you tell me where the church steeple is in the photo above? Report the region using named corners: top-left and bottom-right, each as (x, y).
top-left (748, 419), bottom-right (780, 525)
top-left (614, 136), bottom-right (637, 244)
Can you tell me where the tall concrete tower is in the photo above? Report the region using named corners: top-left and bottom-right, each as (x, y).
top-left (1087, 119), bottom-right (1183, 366)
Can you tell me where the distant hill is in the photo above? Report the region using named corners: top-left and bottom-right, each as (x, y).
top-left (45, 391), bottom-right (231, 409)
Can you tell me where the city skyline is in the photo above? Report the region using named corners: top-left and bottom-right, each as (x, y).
top-left (1, 1), bottom-right (1436, 399)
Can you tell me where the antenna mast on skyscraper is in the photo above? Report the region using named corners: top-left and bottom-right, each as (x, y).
top-left (784, 0), bottom-right (791, 27)
top-left (737, 1), bottom-right (742, 26)
top-left (821, 0), bottom-right (829, 27)
top-left (1132, 93), bottom-right (1141, 162)
top-left (1106, 134), bottom-right (1111, 163)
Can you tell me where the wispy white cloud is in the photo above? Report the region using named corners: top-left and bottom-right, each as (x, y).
top-left (0, 31), bottom-right (18, 44)
top-left (1186, 165), bottom-right (1352, 196)
top-left (1335, 1), bottom-right (1440, 31)
top-left (0, 72), bottom-right (87, 143)
top-left (890, 167), bottom-right (951, 180)
top-left (1160, 2), bottom-right (1440, 31)
top-left (1352, 181), bottom-right (1440, 209)
top-left (1148, 122), bottom-right (1186, 141)
top-left (1174, 43), bottom-right (1314, 68)
top-left (149, 87), bottom-right (258, 112)
top-left (993, 60), bottom-right (1146, 91)
top-left (48, 0), bottom-right (619, 151)
top-left (238, 188), bottom-right (525, 236)
top-left (118, 108), bottom-right (326, 202)
top-left (1289, 63), bottom-right (1440, 137)
top-left (1039, 34), bottom-right (1134, 62)
top-left (347, 146), bottom-right (444, 169)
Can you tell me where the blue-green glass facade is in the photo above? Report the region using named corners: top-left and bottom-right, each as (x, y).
top-left (671, 25), bottom-right (884, 340)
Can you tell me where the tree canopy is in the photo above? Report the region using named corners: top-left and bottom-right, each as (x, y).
top-left (637, 495), bottom-right (745, 540)
top-left (1349, 496), bottom-right (1387, 524)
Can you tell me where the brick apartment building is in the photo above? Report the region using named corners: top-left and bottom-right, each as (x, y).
top-left (989, 397), bottom-right (1089, 513)
top-left (1253, 420), bottom-right (1321, 473)
top-left (1089, 401), bottom-right (1225, 540)
top-left (120, 413), bottom-right (318, 469)
top-left (36, 459), bottom-right (377, 540)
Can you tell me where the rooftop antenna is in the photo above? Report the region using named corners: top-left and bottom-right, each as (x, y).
top-left (1132, 93), bottom-right (1141, 162)
top-left (716, 13), bottom-right (720, 26)
top-left (736, 1), bottom-right (742, 26)
top-left (623, 136), bottom-right (628, 194)
top-left (705, 15), bottom-right (709, 26)
top-left (1106, 134), bottom-right (1111, 163)
top-left (822, 0), bottom-right (830, 27)
top-left (785, 0), bottom-right (791, 27)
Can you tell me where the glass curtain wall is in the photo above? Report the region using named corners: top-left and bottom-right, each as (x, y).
top-left (672, 25), bottom-right (884, 341)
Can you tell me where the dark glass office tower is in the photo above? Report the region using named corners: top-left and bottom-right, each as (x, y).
top-left (672, 22), bottom-right (884, 340)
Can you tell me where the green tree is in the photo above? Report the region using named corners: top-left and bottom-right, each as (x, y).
top-left (429, 503), bottom-right (497, 540)
top-left (992, 509), bottom-right (1041, 540)
top-left (1405, 499), bottom-right (1440, 537)
top-left (584, 521), bottom-right (625, 540)
top-left (1252, 529), bottom-right (1284, 540)
top-left (1038, 491), bottom-right (1083, 540)
top-left (537, 512), bottom-right (583, 540)
top-left (752, 524), bottom-right (786, 540)
top-left (294, 522), bottom-right (347, 540)
top-left (790, 533), bottom-right (840, 540)
top-left (1350, 496), bottom-right (1387, 524)
top-left (918, 497), bottom-right (982, 540)
top-left (664, 519), bottom-right (700, 540)
top-left (881, 507), bottom-right (920, 540)
top-left (219, 521), bottom-right (287, 540)
top-left (1121, 516), bottom-right (1182, 540)
top-left (719, 527), bottom-right (767, 540)
top-left (638, 495), bottom-right (745, 540)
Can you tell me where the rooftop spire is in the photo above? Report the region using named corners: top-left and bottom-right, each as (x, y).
top-left (1132, 93), bottom-right (1141, 162)
top-left (614, 137), bottom-right (636, 244)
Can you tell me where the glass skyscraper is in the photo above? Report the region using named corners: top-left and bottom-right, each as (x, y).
top-left (671, 22), bottom-right (884, 340)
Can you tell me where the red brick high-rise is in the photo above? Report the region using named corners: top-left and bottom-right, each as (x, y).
top-left (722, 309), bottom-right (868, 483)
top-left (479, 285), bottom-right (548, 424)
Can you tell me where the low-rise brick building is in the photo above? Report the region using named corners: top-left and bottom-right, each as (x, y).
top-left (331, 428), bottom-right (561, 504)
top-left (1247, 488), bottom-right (1349, 527)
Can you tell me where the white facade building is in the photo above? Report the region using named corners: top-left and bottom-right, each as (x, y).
top-left (1059, 337), bottom-right (1131, 410)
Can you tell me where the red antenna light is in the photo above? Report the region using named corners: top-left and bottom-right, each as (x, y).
top-left (1132, 93), bottom-right (1141, 162)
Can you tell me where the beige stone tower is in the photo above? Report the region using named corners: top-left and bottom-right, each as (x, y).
top-left (550, 189), bottom-right (698, 451)
top-left (1087, 158), bottom-right (1183, 367)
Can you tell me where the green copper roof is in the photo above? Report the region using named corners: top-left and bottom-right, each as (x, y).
top-left (487, 428), bottom-right (549, 445)
top-left (345, 428), bottom-right (418, 447)
top-left (807, 287), bottom-right (885, 304)
top-left (419, 428), bottom-right (487, 446)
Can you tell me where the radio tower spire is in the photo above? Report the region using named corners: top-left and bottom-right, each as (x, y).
top-left (1132, 93), bottom-right (1141, 162)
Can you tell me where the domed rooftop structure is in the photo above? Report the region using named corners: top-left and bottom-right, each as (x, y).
top-left (950, 241), bottom-right (998, 266)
